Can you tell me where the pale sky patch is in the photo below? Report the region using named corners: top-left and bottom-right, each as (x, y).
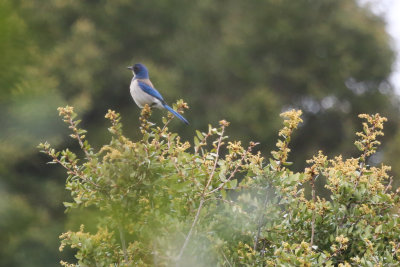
top-left (359, 0), bottom-right (400, 93)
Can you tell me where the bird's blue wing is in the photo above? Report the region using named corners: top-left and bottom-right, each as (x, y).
top-left (137, 81), bottom-right (165, 102)
top-left (138, 80), bottom-right (189, 124)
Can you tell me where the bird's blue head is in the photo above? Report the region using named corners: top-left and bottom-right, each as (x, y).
top-left (127, 63), bottom-right (149, 79)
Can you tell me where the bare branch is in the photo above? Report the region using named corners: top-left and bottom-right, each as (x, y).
top-left (310, 174), bottom-right (317, 247)
top-left (176, 125), bottom-right (226, 262)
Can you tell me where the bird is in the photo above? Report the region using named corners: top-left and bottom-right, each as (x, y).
top-left (127, 63), bottom-right (189, 125)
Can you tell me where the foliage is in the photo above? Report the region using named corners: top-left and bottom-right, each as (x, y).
top-left (2, 0), bottom-right (399, 265)
top-left (39, 105), bottom-right (400, 266)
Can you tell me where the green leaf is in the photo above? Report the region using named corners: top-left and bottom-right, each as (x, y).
top-left (221, 189), bottom-right (227, 199)
top-left (194, 136), bottom-right (200, 147)
top-left (227, 179), bottom-right (237, 189)
top-left (374, 224), bottom-right (382, 234)
top-left (196, 130), bottom-right (204, 141)
top-left (269, 158), bottom-right (278, 169)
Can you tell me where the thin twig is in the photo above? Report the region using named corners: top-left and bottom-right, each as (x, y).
top-left (354, 161), bottom-right (365, 189)
top-left (166, 133), bottom-right (184, 176)
top-left (176, 125), bottom-right (226, 262)
top-left (44, 147), bottom-right (101, 189)
top-left (310, 174), bottom-right (317, 247)
top-left (253, 191), bottom-right (269, 251)
top-left (207, 143), bottom-right (257, 196)
top-left (118, 224), bottom-right (129, 263)
top-left (161, 116), bottom-right (174, 133)
top-left (355, 125), bottom-right (375, 188)
top-left (392, 242), bottom-right (400, 257)
top-left (68, 117), bottom-right (91, 159)
top-left (194, 133), bottom-right (211, 155)
top-left (385, 176), bottom-right (393, 193)
top-left (153, 242), bottom-right (158, 266)
top-left (176, 198), bottom-right (204, 263)
top-left (254, 152), bottom-right (281, 252)
top-left (203, 137), bottom-right (225, 193)
top-left (221, 249), bottom-right (233, 267)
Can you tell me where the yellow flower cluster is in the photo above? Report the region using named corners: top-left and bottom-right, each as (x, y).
top-left (322, 157), bottom-right (391, 193)
top-left (355, 113), bottom-right (387, 158)
top-left (139, 104), bottom-right (153, 133)
top-left (58, 105), bottom-right (74, 117)
top-left (323, 156), bottom-right (357, 192)
top-left (57, 106), bottom-right (77, 126)
top-left (102, 147), bottom-right (122, 161)
top-left (304, 151), bottom-right (327, 182)
top-left (335, 235), bottom-right (349, 246)
top-left (227, 141), bottom-right (244, 154)
top-left (219, 119), bottom-right (230, 127)
top-left (389, 241), bottom-right (400, 257)
top-left (248, 151), bottom-right (264, 166)
top-left (272, 109), bottom-right (303, 169)
top-left (359, 204), bottom-right (374, 215)
top-left (105, 109), bottom-right (118, 121)
top-left (279, 109), bottom-right (303, 138)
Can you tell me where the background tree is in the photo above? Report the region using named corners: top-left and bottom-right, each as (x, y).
top-left (0, 0), bottom-right (398, 265)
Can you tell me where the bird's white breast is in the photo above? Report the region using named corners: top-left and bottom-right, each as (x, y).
top-left (130, 79), bottom-right (162, 108)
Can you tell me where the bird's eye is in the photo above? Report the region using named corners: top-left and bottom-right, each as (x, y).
top-left (133, 66), bottom-right (139, 72)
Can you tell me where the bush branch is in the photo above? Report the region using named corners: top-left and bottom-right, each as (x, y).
top-left (176, 124), bottom-right (226, 262)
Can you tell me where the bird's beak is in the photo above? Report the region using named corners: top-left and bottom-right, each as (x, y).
top-left (127, 66), bottom-right (133, 70)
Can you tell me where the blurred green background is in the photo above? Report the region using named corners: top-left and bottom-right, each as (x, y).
top-left (1, 0), bottom-right (400, 265)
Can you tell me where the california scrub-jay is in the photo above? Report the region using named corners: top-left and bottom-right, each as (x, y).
top-left (127, 63), bottom-right (189, 125)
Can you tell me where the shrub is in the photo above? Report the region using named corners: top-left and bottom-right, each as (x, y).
top-left (39, 103), bottom-right (400, 266)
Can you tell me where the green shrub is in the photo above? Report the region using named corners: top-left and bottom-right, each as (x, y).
top-left (39, 103), bottom-right (400, 266)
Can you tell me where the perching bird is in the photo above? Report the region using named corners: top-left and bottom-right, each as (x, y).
top-left (127, 63), bottom-right (189, 125)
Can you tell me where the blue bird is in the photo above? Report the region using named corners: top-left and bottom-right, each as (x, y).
top-left (127, 63), bottom-right (189, 125)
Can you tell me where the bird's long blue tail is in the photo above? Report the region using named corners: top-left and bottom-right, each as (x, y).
top-left (163, 104), bottom-right (189, 125)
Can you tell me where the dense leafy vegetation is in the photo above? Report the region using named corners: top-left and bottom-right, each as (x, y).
top-left (39, 105), bottom-right (400, 266)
